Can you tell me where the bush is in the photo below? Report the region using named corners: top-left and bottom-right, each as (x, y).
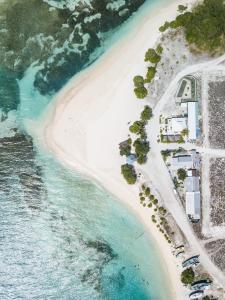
top-left (134, 86), bottom-right (148, 99)
top-left (129, 121), bottom-right (145, 134)
top-left (133, 75), bottom-right (144, 87)
top-left (144, 48), bottom-right (161, 63)
top-left (177, 168), bottom-right (187, 181)
top-left (178, 4), bottom-right (187, 12)
top-left (161, 149), bottom-right (171, 161)
top-left (121, 164), bottom-right (137, 184)
top-left (159, 21), bottom-right (170, 32)
top-left (145, 67), bottom-right (156, 83)
top-left (181, 267), bottom-right (195, 285)
top-left (153, 198), bottom-right (158, 205)
top-left (141, 105), bottom-right (153, 121)
top-left (119, 138), bottom-right (132, 156)
top-left (133, 138), bottom-right (150, 157)
top-left (156, 44), bottom-right (163, 54)
top-left (170, 0), bottom-right (225, 53)
top-left (202, 296), bottom-right (211, 300)
top-left (137, 155), bottom-right (147, 165)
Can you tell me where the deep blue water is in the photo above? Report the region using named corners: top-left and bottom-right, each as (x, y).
top-left (0, 0), bottom-right (173, 299)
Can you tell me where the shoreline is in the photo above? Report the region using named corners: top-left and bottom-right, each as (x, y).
top-left (38, 1), bottom-right (193, 299)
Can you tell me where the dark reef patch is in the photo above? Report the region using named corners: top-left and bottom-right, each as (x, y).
top-left (0, 69), bottom-right (20, 114)
top-left (80, 239), bottom-right (119, 291)
top-left (0, 0), bottom-right (145, 96)
top-left (0, 132), bottom-right (46, 211)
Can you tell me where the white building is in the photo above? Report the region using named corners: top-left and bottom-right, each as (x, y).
top-left (172, 150), bottom-right (200, 170)
top-left (172, 155), bottom-right (193, 169)
top-left (184, 176), bottom-right (200, 192)
top-left (186, 191), bottom-right (200, 221)
top-left (167, 117), bottom-right (187, 135)
top-left (187, 102), bottom-right (198, 140)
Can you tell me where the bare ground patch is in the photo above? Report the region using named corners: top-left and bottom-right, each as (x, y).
top-left (208, 80), bottom-right (225, 148)
top-left (210, 158), bottom-right (225, 226)
top-left (205, 239), bottom-right (225, 272)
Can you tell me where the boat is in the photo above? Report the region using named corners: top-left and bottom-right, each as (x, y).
top-left (189, 290), bottom-right (204, 299)
top-left (191, 279), bottom-right (212, 291)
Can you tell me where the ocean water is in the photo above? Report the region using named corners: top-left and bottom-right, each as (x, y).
top-left (0, 0), bottom-right (173, 299)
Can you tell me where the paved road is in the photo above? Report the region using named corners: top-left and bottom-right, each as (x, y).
top-left (143, 55), bottom-right (225, 287)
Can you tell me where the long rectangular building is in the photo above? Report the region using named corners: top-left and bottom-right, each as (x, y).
top-left (188, 102), bottom-right (198, 140)
top-left (186, 191), bottom-right (200, 221)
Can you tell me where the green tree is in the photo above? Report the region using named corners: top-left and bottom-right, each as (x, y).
top-left (177, 168), bottom-right (187, 181)
top-left (145, 66), bottom-right (156, 83)
top-left (137, 155), bottom-right (147, 165)
top-left (144, 48), bottom-right (161, 63)
top-left (121, 164), bottom-right (137, 184)
top-left (133, 75), bottom-right (144, 87)
top-left (119, 138), bottom-right (132, 156)
top-left (140, 105), bottom-right (153, 121)
top-left (178, 4), bottom-right (187, 12)
top-left (161, 149), bottom-right (171, 161)
top-left (129, 121), bottom-right (145, 134)
top-left (156, 44), bottom-right (163, 54)
top-left (168, 0), bottom-right (225, 54)
top-left (159, 21), bottom-right (170, 32)
top-left (181, 267), bottom-right (195, 285)
top-left (133, 138), bottom-right (150, 157)
top-left (134, 86), bottom-right (148, 99)
top-left (202, 296), bottom-right (211, 300)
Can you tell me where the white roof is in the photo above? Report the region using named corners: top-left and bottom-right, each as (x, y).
top-left (171, 117), bottom-right (187, 134)
top-left (188, 102), bottom-right (198, 140)
top-left (186, 192), bottom-right (200, 220)
top-left (185, 176), bottom-right (200, 192)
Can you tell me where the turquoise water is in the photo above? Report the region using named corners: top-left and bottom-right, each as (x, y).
top-left (0, 0), bottom-right (173, 299)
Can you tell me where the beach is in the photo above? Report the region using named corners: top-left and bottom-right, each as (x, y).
top-left (43, 1), bottom-right (192, 299)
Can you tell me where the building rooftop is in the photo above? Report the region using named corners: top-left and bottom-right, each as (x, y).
top-left (167, 117), bottom-right (187, 135)
top-left (185, 176), bottom-right (200, 192)
top-left (186, 191), bottom-right (201, 220)
top-left (188, 102), bottom-right (198, 140)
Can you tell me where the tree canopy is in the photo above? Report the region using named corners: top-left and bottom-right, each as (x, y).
top-left (129, 120), bottom-right (145, 134)
top-left (177, 168), bottom-right (187, 181)
top-left (163, 0), bottom-right (225, 54)
top-left (121, 164), bottom-right (137, 184)
top-left (145, 66), bottom-right (156, 83)
top-left (181, 267), bottom-right (195, 285)
top-left (134, 86), bottom-right (148, 99)
top-left (133, 75), bottom-right (144, 87)
top-left (144, 48), bottom-right (161, 63)
top-left (140, 105), bottom-right (153, 121)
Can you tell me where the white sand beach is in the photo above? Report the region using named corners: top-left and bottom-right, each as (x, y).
top-left (42, 1), bottom-right (193, 299)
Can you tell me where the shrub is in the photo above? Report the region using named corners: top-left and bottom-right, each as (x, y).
top-left (145, 67), bottom-right (156, 83)
top-left (159, 21), bottom-right (170, 32)
top-left (134, 86), bottom-right (148, 99)
top-left (144, 48), bottom-right (161, 63)
top-left (133, 75), bottom-right (144, 87)
top-left (121, 164), bottom-right (137, 184)
top-left (178, 4), bottom-right (187, 12)
top-left (156, 44), bottom-right (163, 54)
top-left (181, 267), bottom-right (195, 285)
top-left (202, 296), bottom-right (210, 300)
top-left (177, 168), bottom-right (187, 181)
top-left (133, 138), bottom-right (150, 157)
top-left (137, 155), bottom-right (147, 165)
top-left (145, 187), bottom-right (150, 196)
top-left (153, 198), bottom-right (158, 205)
top-left (129, 121), bottom-right (145, 134)
top-left (119, 138), bottom-right (132, 156)
top-left (141, 105), bottom-right (153, 121)
top-left (161, 149), bottom-right (171, 161)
